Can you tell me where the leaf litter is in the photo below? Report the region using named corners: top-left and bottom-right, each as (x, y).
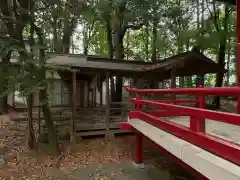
top-left (0, 120), bottom-right (133, 180)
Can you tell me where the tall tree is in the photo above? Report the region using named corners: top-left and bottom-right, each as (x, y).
top-left (26, 22), bottom-right (37, 150)
top-left (0, 0), bottom-right (60, 154)
top-left (151, 9), bottom-right (158, 63)
top-left (34, 23), bottom-right (60, 154)
top-left (207, 1), bottom-right (231, 107)
top-left (111, 0), bottom-right (149, 101)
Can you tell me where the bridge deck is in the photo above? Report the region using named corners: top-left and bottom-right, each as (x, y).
top-left (128, 117), bottom-right (240, 180)
top-left (165, 116), bottom-right (240, 145)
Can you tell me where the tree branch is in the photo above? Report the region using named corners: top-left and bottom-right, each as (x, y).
top-left (212, 0), bottom-right (220, 32)
top-left (205, 0), bottom-right (220, 32)
top-left (88, 19), bottom-right (96, 40)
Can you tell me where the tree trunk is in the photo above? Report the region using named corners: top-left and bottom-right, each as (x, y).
top-left (106, 20), bottom-right (113, 56)
top-left (126, 30), bottom-right (130, 60)
top-left (0, 52), bottom-right (11, 114)
top-left (83, 23), bottom-right (89, 55)
top-left (62, 18), bottom-right (77, 146)
top-left (53, 16), bottom-right (58, 52)
top-left (145, 25), bottom-right (149, 60)
top-left (226, 37), bottom-right (231, 86)
top-left (39, 74), bottom-right (59, 154)
top-left (62, 18), bottom-right (75, 53)
top-left (111, 1), bottom-right (143, 102)
top-left (34, 25), bottom-right (60, 154)
top-left (214, 5), bottom-right (229, 108)
top-left (0, 82), bottom-right (8, 114)
top-left (111, 1), bottom-right (129, 103)
top-left (27, 23), bottom-right (37, 150)
top-left (185, 41), bottom-right (192, 88)
top-left (150, 13), bottom-right (157, 89)
top-left (176, 0), bottom-right (185, 88)
top-left (0, 0), bottom-right (27, 113)
top-left (201, 0), bottom-right (204, 29)
top-left (114, 29), bottom-right (124, 102)
top-left (197, 0), bottom-right (200, 30)
top-left (178, 40), bottom-right (184, 87)
top-left (62, 26), bottom-right (71, 53)
top-left (214, 44), bottom-right (227, 107)
top-left (39, 88), bottom-right (59, 154)
top-left (151, 16), bottom-right (157, 63)
top-left (27, 93), bottom-right (37, 150)
top-left (106, 19), bottom-right (116, 102)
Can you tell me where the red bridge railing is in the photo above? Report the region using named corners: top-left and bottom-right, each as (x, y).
top-left (124, 87), bottom-right (240, 166)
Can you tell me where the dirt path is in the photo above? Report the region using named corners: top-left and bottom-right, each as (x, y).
top-left (65, 163), bottom-right (170, 180)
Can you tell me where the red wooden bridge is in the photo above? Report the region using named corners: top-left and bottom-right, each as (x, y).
top-left (121, 86), bottom-right (240, 179)
top-left (120, 1), bottom-right (240, 179)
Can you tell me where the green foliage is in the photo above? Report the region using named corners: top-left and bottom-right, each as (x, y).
top-left (0, 0), bottom-right (238, 100)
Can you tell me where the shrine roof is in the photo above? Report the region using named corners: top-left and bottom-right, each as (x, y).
top-left (46, 50), bottom-right (225, 79)
top-left (7, 50), bottom-right (225, 80)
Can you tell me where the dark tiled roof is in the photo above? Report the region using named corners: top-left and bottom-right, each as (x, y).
top-left (47, 51), bottom-right (225, 74)
top-left (47, 53), bottom-right (148, 71)
top-left (8, 51), bottom-right (225, 80)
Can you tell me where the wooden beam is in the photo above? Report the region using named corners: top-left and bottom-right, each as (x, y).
top-left (171, 68), bottom-right (176, 88)
top-left (171, 68), bottom-right (176, 99)
top-left (80, 81), bottom-right (84, 107)
top-left (100, 81), bottom-right (103, 107)
top-left (77, 129), bottom-right (129, 137)
top-left (93, 77), bottom-right (96, 107)
top-left (180, 77), bottom-right (184, 88)
top-left (105, 72), bottom-right (110, 137)
top-left (86, 81), bottom-right (89, 107)
top-left (70, 71), bottom-right (76, 145)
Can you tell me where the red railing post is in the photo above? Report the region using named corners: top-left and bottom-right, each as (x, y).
top-left (135, 93), bottom-right (143, 164)
top-left (190, 79), bottom-right (205, 132)
top-left (135, 132), bottom-right (143, 164)
top-left (136, 93), bottom-right (142, 110)
top-left (197, 85), bottom-right (206, 132)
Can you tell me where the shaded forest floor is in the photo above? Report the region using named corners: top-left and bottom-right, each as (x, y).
top-left (0, 119), bottom-right (196, 180)
top-left (0, 98), bottom-right (237, 179)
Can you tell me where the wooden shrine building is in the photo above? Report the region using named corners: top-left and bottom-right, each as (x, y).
top-left (9, 50), bottom-right (225, 137)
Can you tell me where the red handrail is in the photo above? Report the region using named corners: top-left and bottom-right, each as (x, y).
top-left (126, 87), bottom-right (240, 96)
top-left (128, 110), bottom-right (240, 166)
top-left (126, 87), bottom-right (240, 166)
top-left (129, 99), bottom-right (198, 105)
top-left (130, 99), bottom-right (240, 126)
